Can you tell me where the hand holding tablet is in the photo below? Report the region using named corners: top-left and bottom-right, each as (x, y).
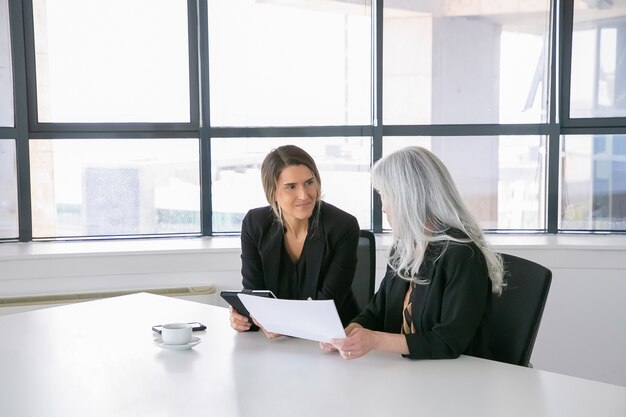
top-left (220, 289), bottom-right (277, 319)
top-left (222, 289), bottom-right (277, 332)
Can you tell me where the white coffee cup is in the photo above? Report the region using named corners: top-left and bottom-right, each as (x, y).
top-left (161, 323), bottom-right (192, 345)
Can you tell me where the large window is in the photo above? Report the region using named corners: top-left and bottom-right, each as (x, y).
top-left (29, 139), bottom-right (200, 238)
top-left (561, 135), bottom-right (626, 230)
top-left (207, 0), bottom-right (372, 127)
top-left (0, 140), bottom-right (18, 238)
top-left (561, 0), bottom-right (626, 231)
top-left (570, 1), bottom-right (626, 119)
top-left (383, 136), bottom-right (547, 231)
top-left (32, 0), bottom-right (190, 123)
top-left (0, 0), bottom-right (17, 239)
top-left (0, 0), bottom-right (13, 127)
top-left (3, 0), bottom-right (626, 242)
top-left (383, 2), bottom-right (551, 125)
top-left (211, 137), bottom-right (371, 232)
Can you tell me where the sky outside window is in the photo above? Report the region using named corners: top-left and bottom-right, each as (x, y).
top-left (32, 0), bottom-right (190, 123)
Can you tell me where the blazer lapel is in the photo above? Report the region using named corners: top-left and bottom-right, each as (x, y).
top-left (421, 254), bottom-right (437, 283)
top-left (389, 272), bottom-right (410, 328)
top-left (387, 250), bottom-right (437, 332)
top-left (260, 221), bottom-right (284, 292)
top-left (410, 249), bottom-right (437, 327)
top-left (303, 231), bottom-right (324, 298)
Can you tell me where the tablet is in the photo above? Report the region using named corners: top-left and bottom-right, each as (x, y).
top-left (220, 289), bottom-right (276, 318)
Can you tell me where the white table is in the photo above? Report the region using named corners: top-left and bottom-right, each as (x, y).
top-left (0, 293), bottom-right (624, 417)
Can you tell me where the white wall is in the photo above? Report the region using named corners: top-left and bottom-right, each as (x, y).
top-left (1, 235), bottom-right (625, 387)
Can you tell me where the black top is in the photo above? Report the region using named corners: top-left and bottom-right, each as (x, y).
top-left (352, 235), bottom-right (494, 360)
top-left (277, 242), bottom-right (307, 299)
top-left (240, 201), bottom-right (360, 325)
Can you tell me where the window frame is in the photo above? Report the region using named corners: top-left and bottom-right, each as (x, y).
top-left (4, 0), bottom-right (626, 243)
top-left (560, 0), bottom-right (626, 129)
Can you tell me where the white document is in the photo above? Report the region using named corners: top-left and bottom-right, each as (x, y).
top-left (237, 294), bottom-right (346, 343)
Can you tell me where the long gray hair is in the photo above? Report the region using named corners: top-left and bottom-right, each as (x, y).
top-left (372, 146), bottom-right (504, 294)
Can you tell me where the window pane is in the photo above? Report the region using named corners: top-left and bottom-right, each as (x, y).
top-left (570, 1), bottom-right (626, 118)
top-left (211, 137), bottom-right (371, 232)
top-left (0, 0), bottom-right (14, 127)
top-left (383, 136), bottom-right (547, 230)
top-left (32, 0), bottom-right (190, 123)
top-left (208, 0), bottom-right (372, 127)
top-left (29, 139), bottom-right (200, 238)
top-left (383, 2), bottom-right (551, 124)
top-left (0, 139), bottom-right (18, 238)
top-left (561, 135), bottom-right (626, 230)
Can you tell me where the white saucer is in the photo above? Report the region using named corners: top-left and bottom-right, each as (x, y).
top-left (153, 336), bottom-right (201, 350)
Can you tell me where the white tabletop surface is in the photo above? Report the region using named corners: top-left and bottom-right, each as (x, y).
top-left (1, 292), bottom-right (624, 417)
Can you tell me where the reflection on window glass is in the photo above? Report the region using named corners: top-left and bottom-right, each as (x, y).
top-left (383, 137), bottom-right (547, 230)
top-left (561, 135), bottom-right (626, 230)
top-left (208, 0), bottom-right (372, 127)
top-left (32, 0), bottom-right (190, 123)
top-left (570, 1), bottom-right (626, 118)
top-left (383, 2), bottom-right (550, 124)
top-left (29, 139), bottom-right (200, 238)
top-left (0, 140), bottom-right (18, 238)
top-left (211, 137), bottom-right (371, 232)
top-left (0, 0), bottom-right (14, 127)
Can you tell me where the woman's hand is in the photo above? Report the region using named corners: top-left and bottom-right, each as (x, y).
top-left (324, 323), bottom-right (410, 358)
top-left (344, 323), bottom-right (363, 336)
top-left (320, 323), bottom-right (367, 357)
top-left (229, 306), bottom-right (251, 332)
top-left (334, 326), bottom-right (379, 360)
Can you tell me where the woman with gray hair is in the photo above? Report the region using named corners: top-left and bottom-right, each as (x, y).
top-left (322, 146), bottom-right (504, 360)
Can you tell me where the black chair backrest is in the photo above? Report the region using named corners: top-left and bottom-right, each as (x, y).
top-left (352, 230), bottom-right (376, 312)
top-left (491, 253), bottom-right (552, 367)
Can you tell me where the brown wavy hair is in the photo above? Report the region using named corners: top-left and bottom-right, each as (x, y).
top-left (261, 145), bottom-right (322, 226)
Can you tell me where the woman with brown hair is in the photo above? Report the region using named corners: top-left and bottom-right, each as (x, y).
top-left (229, 145), bottom-right (361, 335)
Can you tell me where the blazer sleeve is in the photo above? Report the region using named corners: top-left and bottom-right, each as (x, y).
top-left (315, 212), bottom-right (360, 308)
top-left (404, 244), bottom-right (490, 359)
top-left (350, 267), bottom-right (392, 331)
top-left (240, 210), bottom-right (266, 290)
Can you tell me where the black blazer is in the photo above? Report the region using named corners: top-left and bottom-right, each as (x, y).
top-left (353, 240), bottom-right (494, 360)
top-left (240, 201), bottom-right (360, 325)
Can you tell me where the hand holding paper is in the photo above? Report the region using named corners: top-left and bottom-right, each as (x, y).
top-left (237, 294), bottom-right (346, 343)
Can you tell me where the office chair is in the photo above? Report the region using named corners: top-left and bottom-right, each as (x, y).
top-left (351, 230), bottom-right (376, 312)
top-left (490, 253), bottom-right (552, 367)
